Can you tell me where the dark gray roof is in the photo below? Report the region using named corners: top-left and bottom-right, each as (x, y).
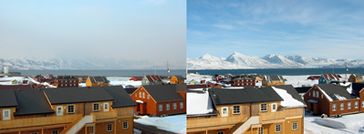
top-left (44, 87), bottom-right (114, 104)
top-left (352, 83), bottom-right (364, 96)
top-left (98, 86), bottom-right (136, 108)
top-left (91, 76), bottom-right (109, 83)
top-left (270, 75), bottom-right (284, 81)
top-left (14, 89), bottom-right (54, 115)
top-left (209, 87), bottom-right (283, 105)
top-left (124, 88), bottom-right (137, 94)
top-left (273, 85), bottom-right (304, 103)
top-left (142, 85), bottom-right (184, 102)
top-left (0, 90), bottom-right (18, 107)
top-left (316, 84), bottom-right (356, 100)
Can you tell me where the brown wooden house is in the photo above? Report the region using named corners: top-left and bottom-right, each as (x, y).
top-left (0, 86), bottom-right (135, 134)
top-left (131, 84), bottom-right (186, 116)
top-left (230, 75), bottom-right (256, 87)
top-left (53, 76), bottom-right (79, 88)
top-left (304, 84), bottom-right (364, 117)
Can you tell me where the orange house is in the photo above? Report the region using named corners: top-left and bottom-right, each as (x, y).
top-left (130, 84), bottom-right (186, 116)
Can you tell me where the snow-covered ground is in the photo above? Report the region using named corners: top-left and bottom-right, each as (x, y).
top-left (106, 77), bottom-right (142, 88)
top-left (134, 115), bottom-right (186, 134)
top-left (187, 88), bottom-right (214, 115)
top-left (305, 113), bottom-right (364, 134)
top-left (186, 73), bottom-right (212, 84)
top-left (283, 75), bottom-right (318, 87)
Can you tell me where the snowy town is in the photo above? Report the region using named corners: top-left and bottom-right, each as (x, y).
top-left (186, 72), bottom-right (364, 134)
top-left (0, 66), bottom-right (186, 134)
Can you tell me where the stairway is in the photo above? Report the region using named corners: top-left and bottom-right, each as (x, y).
top-left (232, 116), bottom-right (260, 134)
top-left (63, 115), bottom-right (94, 134)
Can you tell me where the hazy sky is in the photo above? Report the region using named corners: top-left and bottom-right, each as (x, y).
top-left (0, 0), bottom-right (186, 69)
top-left (188, 0), bottom-right (364, 59)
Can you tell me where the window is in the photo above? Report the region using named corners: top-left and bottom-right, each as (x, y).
top-left (257, 127), bottom-right (264, 134)
top-left (166, 104), bottom-right (170, 111)
top-left (2, 109), bottom-right (10, 120)
top-left (355, 101), bottom-right (359, 109)
top-left (173, 103), bottom-right (177, 110)
top-left (312, 91), bottom-right (315, 97)
top-left (93, 103), bottom-right (100, 111)
top-left (217, 131), bottom-right (224, 134)
top-left (87, 126), bottom-right (95, 134)
top-left (362, 101), bottom-right (364, 107)
top-left (158, 104), bottom-right (163, 112)
top-left (348, 102), bottom-right (352, 110)
top-left (260, 103), bottom-right (267, 112)
top-left (332, 104), bottom-right (336, 111)
top-left (142, 92), bottom-right (145, 98)
top-left (271, 103), bottom-right (277, 112)
top-left (139, 92), bottom-right (141, 98)
top-left (275, 124), bottom-right (281, 132)
top-left (103, 103), bottom-right (109, 112)
top-left (180, 102), bottom-right (184, 109)
top-left (321, 94), bottom-right (323, 99)
top-left (56, 106), bottom-right (63, 116)
top-left (292, 122), bottom-right (298, 130)
top-left (67, 105), bottom-right (75, 113)
top-left (221, 107), bottom-right (228, 117)
top-left (340, 103), bottom-right (344, 111)
top-left (52, 130), bottom-right (59, 134)
top-left (147, 95), bottom-right (150, 100)
top-left (106, 123), bottom-right (113, 132)
top-left (31, 132), bottom-right (39, 134)
top-left (122, 121), bottom-right (128, 129)
top-left (233, 105), bottom-right (240, 114)
top-left (308, 92), bottom-right (311, 96)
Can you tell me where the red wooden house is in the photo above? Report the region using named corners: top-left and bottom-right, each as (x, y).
top-left (130, 84), bottom-right (186, 116)
top-left (304, 84), bottom-right (364, 117)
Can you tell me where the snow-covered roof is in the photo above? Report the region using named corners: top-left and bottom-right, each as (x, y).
top-left (187, 88), bottom-right (214, 115)
top-left (272, 87), bottom-right (305, 108)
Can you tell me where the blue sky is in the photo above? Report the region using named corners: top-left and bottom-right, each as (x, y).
top-left (0, 0), bottom-right (186, 69)
top-left (187, 0), bottom-right (364, 59)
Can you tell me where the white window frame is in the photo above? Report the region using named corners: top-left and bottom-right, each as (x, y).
top-left (93, 103), bottom-right (100, 112)
top-left (122, 121), bottom-right (128, 129)
top-left (166, 104), bottom-right (170, 111)
top-left (275, 124), bottom-right (281, 132)
top-left (67, 104), bottom-right (75, 113)
top-left (271, 103), bottom-right (277, 112)
top-left (173, 103), bottom-right (177, 110)
top-left (51, 130), bottom-right (59, 134)
top-left (103, 103), bottom-right (109, 112)
top-left (2, 109), bottom-right (11, 120)
top-left (158, 104), bottom-right (163, 112)
top-left (106, 123), bottom-right (113, 132)
top-left (260, 103), bottom-right (267, 112)
top-left (221, 107), bottom-right (228, 117)
top-left (233, 105), bottom-right (240, 114)
top-left (332, 104), bottom-right (336, 111)
top-left (348, 102), bottom-right (351, 110)
top-left (56, 106), bottom-right (63, 116)
top-left (355, 101), bottom-right (359, 109)
top-left (257, 127), bottom-right (264, 134)
top-left (340, 103), bottom-right (344, 111)
top-left (180, 102), bottom-right (184, 109)
top-left (292, 122), bottom-right (298, 130)
top-left (362, 101), bottom-right (364, 107)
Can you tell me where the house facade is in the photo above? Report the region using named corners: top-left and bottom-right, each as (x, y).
top-left (130, 84), bottom-right (186, 116)
top-left (230, 75), bottom-right (257, 87)
top-left (53, 76), bottom-right (79, 88)
top-left (0, 86), bottom-right (135, 134)
top-left (85, 76), bottom-right (110, 87)
top-left (262, 75), bottom-right (285, 86)
top-left (187, 86), bottom-right (305, 134)
top-left (304, 84), bottom-right (364, 117)
top-left (348, 74), bottom-right (363, 83)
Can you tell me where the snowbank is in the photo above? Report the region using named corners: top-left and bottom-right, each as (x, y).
top-left (187, 89), bottom-right (214, 115)
top-left (134, 115), bottom-right (186, 134)
top-left (283, 75), bottom-right (318, 87)
top-left (272, 87), bottom-right (305, 108)
top-left (106, 77), bottom-right (142, 88)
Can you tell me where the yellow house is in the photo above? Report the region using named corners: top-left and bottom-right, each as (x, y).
top-left (0, 87), bottom-right (135, 134)
top-left (348, 74), bottom-right (363, 83)
top-left (86, 76), bottom-right (110, 87)
top-left (170, 75), bottom-right (185, 84)
top-left (262, 75), bottom-right (286, 86)
top-left (187, 85), bottom-right (304, 134)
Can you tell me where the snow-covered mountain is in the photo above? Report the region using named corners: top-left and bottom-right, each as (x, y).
top-left (188, 52), bottom-right (364, 69)
top-left (0, 58), bottom-right (155, 70)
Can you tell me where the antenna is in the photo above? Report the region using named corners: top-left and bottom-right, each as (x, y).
top-left (167, 61), bottom-right (171, 74)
